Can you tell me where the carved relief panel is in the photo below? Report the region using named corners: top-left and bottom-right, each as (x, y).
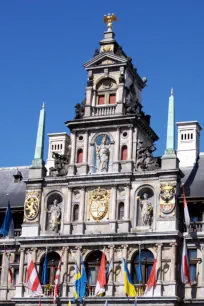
top-left (88, 187), bottom-right (111, 221)
top-left (159, 183), bottom-right (176, 217)
top-left (24, 190), bottom-right (41, 223)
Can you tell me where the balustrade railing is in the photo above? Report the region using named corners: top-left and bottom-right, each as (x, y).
top-left (92, 105), bottom-right (116, 116)
top-left (86, 285), bottom-right (96, 297)
top-left (14, 229), bottom-right (21, 237)
top-left (189, 221), bottom-right (204, 232)
top-left (42, 284), bottom-right (54, 297)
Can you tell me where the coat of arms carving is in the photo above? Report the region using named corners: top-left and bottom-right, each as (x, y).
top-left (24, 190), bottom-right (41, 222)
top-left (160, 183), bottom-right (176, 215)
top-left (88, 187), bottom-right (110, 221)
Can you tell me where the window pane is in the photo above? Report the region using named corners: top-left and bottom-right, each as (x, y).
top-left (109, 94), bottom-right (116, 104)
top-left (121, 146), bottom-right (128, 161)
top-left (118, 203), bottom-right (124, 220)
top-left (98, 95), bottom-right (105, 105)
top-left (146, 264), bottom-right (153, 282)
top-left (87, 267), bottom-right (97, 285)
top-left (188, 249), bottom-right (197, 260)
top-left (191, 216), bottom-right (199, 222)
top-left (190, 264), bottom-right (196, 282)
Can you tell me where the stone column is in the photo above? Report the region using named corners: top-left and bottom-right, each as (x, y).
top-left (84, 87), bottom-right (92, 117)
top-left (78, 187), bottom-right (85, 233)
top-left (89, 144), bottom-right (95, 173)
top-left (128, 126), bottom-right (133, 160)
top-left (155, 244), bottom-right (162, 297)
top-left (15, 248), bottom-right (25, 297)
top-left (69, 132), bottom-right (76, 175)
top-left (171, 243), bottom-right (176, 282)
top-left (113, 128), bottom-right (120, 172)
top-left (92, 89), bottom-right (96, 107)
top-left (107, 246), bottom-right (114, 296)
top-left (124, 185), bottom-right (130, 219)
top-left (65, 187), bottom-right (72, 234)
top-left (62, 247), bottom-right (69, 297)
top-left (83, 130), bottom-right (88, 164)
top-left (0, 251), bottom-right (8, 299)
top-left (110, 186), bottom-right (117, 233)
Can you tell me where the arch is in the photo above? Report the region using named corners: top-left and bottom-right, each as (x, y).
top-left (135, 185), bottom-right (155, 227)
top-left (45, 192), bottom-right (63, 233)
top-left (73, 204), bottom-right (79, 221)
top-left (121, 145), bottom-right (128, 161)
top-left (118, 202), bottom-right (124, 220)
top-left (76, 148), bottom-right (83, 164)
top-left (40, 251), bottom-right (60, 286)
top-left (131, 249), bottom-right (154, 285)
top-left (95, 75), bottom-right (118, 88)
top-left (91, 132), bottom-right (114, 145)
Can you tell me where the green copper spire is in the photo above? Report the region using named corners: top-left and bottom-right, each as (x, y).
top-left (165, 88), bottom-right (175, 154)
top-left (32, 103), bottom-right (46, 168)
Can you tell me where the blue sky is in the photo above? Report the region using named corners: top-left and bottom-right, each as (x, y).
top-left (0, 0), bottom-right (204, 166)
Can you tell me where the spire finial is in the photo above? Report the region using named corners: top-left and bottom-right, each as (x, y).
top-left (171, 87), bottom-right (174, 96)
top-left (42, 102), bottom-right (45, 109)
top-left (104, 13), bottom-right (118, 31)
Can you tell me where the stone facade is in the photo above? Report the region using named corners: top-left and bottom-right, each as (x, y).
top-left (0, 18), bottom-right (203, 306)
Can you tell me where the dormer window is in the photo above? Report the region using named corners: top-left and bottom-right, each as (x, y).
top-left (13, 170), bottom-right (23, 183)
top-left (96, 78), bottom-right (117, 105)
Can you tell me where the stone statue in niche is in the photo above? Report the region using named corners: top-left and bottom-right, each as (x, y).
top-left (136, 140), bottom-right (160, 171)
top-left (96, 135), bottom-right (110, 172)
top-left (139, 193), bottom-right (153, 226)
top-left (49, 152), bottom-right (69, 177)
top-left (48, 199), bottom-right (61, 233)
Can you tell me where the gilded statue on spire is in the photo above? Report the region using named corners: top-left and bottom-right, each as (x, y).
top-left (104, 13), bottom-right (118, 31)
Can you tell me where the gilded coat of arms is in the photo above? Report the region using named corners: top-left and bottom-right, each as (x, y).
top-left (88, 187), bottom-right (110, 221)
top-left (160, 183), bottom-right (176, 214)
top-left (24, 191), bottom-right (41, 222)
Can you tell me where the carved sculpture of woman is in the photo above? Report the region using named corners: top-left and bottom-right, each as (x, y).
top-left (96, 135), bottom-right (110, 172)
top-left (48, 199), bottom-right (61, 233)
top-left (140, 193), bottom-right (153, 226)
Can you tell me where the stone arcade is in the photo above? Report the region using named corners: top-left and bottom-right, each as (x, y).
top-left (0, 14), bottom-right (204, 306)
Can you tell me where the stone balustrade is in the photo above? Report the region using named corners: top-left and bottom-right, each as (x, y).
top-left (189, 221), bottom-right (204, 232)
top-left (92, 105), bottom-right (116, 116)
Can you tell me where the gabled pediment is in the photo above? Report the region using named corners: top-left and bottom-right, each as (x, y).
top-left (84, 53), bottom-right (128, 69)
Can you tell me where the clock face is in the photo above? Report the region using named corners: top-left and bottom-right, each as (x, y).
top-left (24, 193), bottom-right (40, 221)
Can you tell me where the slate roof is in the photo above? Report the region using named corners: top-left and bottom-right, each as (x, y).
top-left (181, 153), bottom-right (204, 198)
top-left (0, 166), bottom-right (29, 209)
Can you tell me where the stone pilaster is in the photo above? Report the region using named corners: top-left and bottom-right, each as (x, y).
top-left (89, 143), bottom-right (95, 173)
top-left (113, 128), bottom-right (120, 172)
top-left (155, 244), bottom-right (162, 296)
top-left (0, 251), bottom-right (8, 300)
top-left (110, 186), bottom-right (117, 233)
top-left (62, 247), bottom-right (69, 297)
top-left (64, 187), bottom-right (72, 234)
top-left (78, 187), bottom-right (85, 233)
top-left (68, 132), bottom-right (76, 175)
top-left (123, 185), bottom-right (130, 232)
top-left (15, 248), bottom-right (25, 297)
top-left (84, 87), bottom-right (92, 117)
top-left (107, 246), bottom-right (114, 296)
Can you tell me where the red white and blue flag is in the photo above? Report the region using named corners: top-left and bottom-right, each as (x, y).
top-left (95, 252), bottom-right (106, 296)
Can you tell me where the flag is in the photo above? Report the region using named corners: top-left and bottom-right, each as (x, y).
top-left (181, 239), bottom-right (191, 284)
top-left (79, 257), bottom-right (87, 301)
top-left (0, 200), bottom-right (14, 237)
top-left (183, 186), bottom-right (190, 228)
top-left (54, 256), bottom-right (62, 302)
top-left (41, 252), bottom-right (48, 285)
top-left (73, 264), bottom-right (81, 301)
top-left (5, 252), bottom-right (13, 284)
top-left (122, 257), bottom-right (136, 297)
top-left (106, 256), bottom-right (112, 282)
top-left (26, 254), bottom-right (42, 295)
top-left (145, 259), bottom-right (157, 293)
top-left (68, 300), bottom-right (72, 306)
top-left (95, 252), bottom-right (106, 296)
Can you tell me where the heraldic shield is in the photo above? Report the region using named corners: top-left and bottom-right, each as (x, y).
top-left (88, 187), bottom-right (110, 221)
top-left (160, 183), bottom-right (176, 215)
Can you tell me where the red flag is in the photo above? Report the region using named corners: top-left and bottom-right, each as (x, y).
top-left (183, 186), bottom-right (190, 228)
top-left (26, 254), bottom-right (42, 295)
top-left (53, 256), bottom-right (62, 302)
top-left (95, 252), bottom-right (106, 296)
top-left (181, 239), bottom-right (191, 284)
top-left (145, 259), bottom-right (157, 293)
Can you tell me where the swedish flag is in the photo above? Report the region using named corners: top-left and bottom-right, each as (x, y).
top-left (73, 265), bottom-right (81, 300)
top-left (123, 258), bottom-right (136, 297)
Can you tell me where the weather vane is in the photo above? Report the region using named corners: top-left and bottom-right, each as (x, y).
top-left (104, 13), bottom-right (118, 31)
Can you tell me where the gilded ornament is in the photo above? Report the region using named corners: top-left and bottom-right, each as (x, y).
top-left (88, 187), bottom-right (110, 221)
top-left (160, 183), bottom-right (176, 214)
top-left (104, 13), bottom-right (118, 31)
top-left (24, 191), bottom-right (40, 221)
top-left (100, 44), bottom-right (114, 53)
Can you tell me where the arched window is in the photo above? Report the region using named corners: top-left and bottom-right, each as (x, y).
top-left (131, 250), bottom-right (154, 285)
top-left (118, 202), bottom-right (124, 220)
top-left (73, 204), bottom-right (79, 221)
top-left (121, 145), bottom-right (128, 161)
top-left (96, 78), bottom-right (117, 106)
top-left (85, 251), bottom-right (106, 296)
top-left (40, 252), bottom-right (60, 291)
top-left (77, 149), bottom-right (83, 164)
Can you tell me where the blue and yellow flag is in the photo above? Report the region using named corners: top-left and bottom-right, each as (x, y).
top-left (79, 257), bottom-right (87, 301)
top-left (123, 257), bottom-right (136, 297)
top-left (73, 265), bottom-right (81, 301)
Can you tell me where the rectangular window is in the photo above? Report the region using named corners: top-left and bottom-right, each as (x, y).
top-left (109, 94), bottom-right (116, 104)
top-left (98, 95), bottom-right (105, 105)
top-left (188, 249), bottom-right (197, 283)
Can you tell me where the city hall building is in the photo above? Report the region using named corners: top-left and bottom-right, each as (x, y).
top-left (0, 15), bottom-right (203, 306)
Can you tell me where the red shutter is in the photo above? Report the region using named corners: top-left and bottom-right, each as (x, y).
top-left (98, 95), bottom-right (105, 105)
top-left (121, 145), bottom-right (128, 161)
top-left (109, 94), bottom-right (116, 104)
top-left (77, 149), bottom-right (83, 163)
